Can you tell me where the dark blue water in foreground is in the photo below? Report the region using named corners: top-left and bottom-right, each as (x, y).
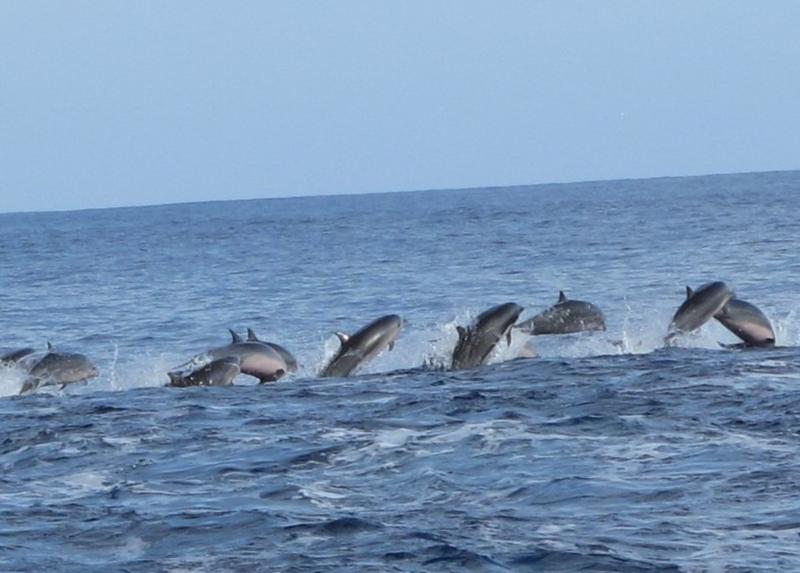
top-left (2, 171), bottom-right (800, 571)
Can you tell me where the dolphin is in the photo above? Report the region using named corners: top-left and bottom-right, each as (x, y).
top-left (246, 328), bottom-right (298, 372)
top-left (1, 347), bottom-right (38, 367)
top-left (169, 329), bottom-right (289, 383)
top-left (516, 291), bottom-right (606, 335)
top-left (666, 281), bottom-right (733, 344)
top-left (19, 343), bottom-right (99, 394)
top-left (167, 357), bottom-right (241, 387)
top-left (451, 302), bottom-right (523, 370)
top-left (319, 314), bottom-right (403, 378)
top-left (714, 298), bottom-right (775, 348)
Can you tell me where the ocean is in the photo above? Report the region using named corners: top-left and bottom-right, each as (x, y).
top-left (1, 171), bottom-right (799, 571)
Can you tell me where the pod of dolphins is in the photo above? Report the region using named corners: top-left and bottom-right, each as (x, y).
top-left (0, 281), bottom-right (777, 395)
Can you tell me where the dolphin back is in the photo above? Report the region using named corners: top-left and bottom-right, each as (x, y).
top-left (517, 298), bottom-right (606, 335)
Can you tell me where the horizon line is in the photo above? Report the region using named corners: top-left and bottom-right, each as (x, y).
top-left (2, 167), bottom-right (797, 217)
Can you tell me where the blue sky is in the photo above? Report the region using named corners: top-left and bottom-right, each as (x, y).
top-left (1, 1), bottom-right (798, 212)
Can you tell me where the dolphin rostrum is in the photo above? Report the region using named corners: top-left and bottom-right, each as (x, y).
top-left (516, 291), bottom-right (606, 335)
top-left (451, 302), bottom-right (523, 370)
top-left (319, 314), bottom-right (403, 378)
top-left (714, 298), bottom-right (775, 348)
top-left (167, 357), bottom-right (241, 387)
top-left (19, 343), bottom-right (99, 395)
top-left (666, 281), bottom-right (733, 344)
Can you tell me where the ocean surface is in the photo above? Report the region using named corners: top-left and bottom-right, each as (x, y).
top-left (1, 171), bottom-right (799, 572)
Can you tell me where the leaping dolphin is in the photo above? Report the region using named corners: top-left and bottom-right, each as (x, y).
top-left (319, 314), bottom-right (403, 378)
top-left (1, 347), bottom-right (38, 367)
top-left (19, 343), bottom-right (99, 394)
top-left (516, 291), bottom-right (605, 335)
top-left (666, 281), bottom-right (733, 344)
top-left (167, 357), bottom-right (241, 387)
top-left (169, 329), bottom-right (290, 384)
top-left (451, 302), bottom-right (523, 370)
top-left (715, 298), bottom-right (775, 348)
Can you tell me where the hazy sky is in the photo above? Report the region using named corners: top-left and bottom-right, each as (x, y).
top-left (1, 1), bottom-right (798, 212)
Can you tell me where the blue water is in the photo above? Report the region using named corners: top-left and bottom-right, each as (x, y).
top-left (1, 171), bottom-right (799, 571)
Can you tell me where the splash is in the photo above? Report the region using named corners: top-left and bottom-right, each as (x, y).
top-left (0, 365), bottom-right (24, 397)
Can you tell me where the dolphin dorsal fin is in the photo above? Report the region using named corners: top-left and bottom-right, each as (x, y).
top-left (685, 286), bottom-right (694, 299)
top-left (456, 325), bottom-right (467, 341)
top-left (335, 332), bottom-right (349, 345)
top-left (558, 291), bottom-right (567, 303)
top-left (247, 328), bottom-right (259, 341)
top-left (47, 341), bottom-right (53, 351)
top-left (229, 329), bottom-right (242, 344)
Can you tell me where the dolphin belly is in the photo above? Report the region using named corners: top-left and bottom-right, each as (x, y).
top-left (714, 298), bottom-right (775, 347)
top-left (260, 342), bottom-right (298, 373)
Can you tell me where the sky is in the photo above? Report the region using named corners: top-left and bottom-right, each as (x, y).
top-left (1, 1), bottom-right (799, 213)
